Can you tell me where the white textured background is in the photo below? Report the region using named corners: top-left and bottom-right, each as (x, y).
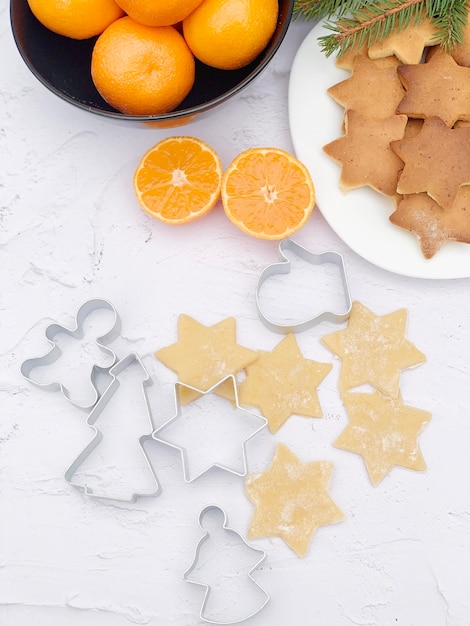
top-left (1, 1), bottom-right (470, 624)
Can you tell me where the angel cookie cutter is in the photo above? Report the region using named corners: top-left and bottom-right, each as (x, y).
top-left (184, 504), bottom-right (270, 624)
top-left (20, 298), bottom-right (121, 410)
top-left (64, 352), bottom-right (160, 503)
top-left (256, 238), bottom-right (352, 333)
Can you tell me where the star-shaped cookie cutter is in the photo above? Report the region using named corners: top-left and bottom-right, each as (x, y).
top-left (256, 238), bottom-right (352, 333)
top-left (20, 298), bottom-right (120, 410)
top-left (184, 504), bottom-right (270, 624)
top-left (152, 376), bottom-right (267, 482)
top-left (64, 352), bottom-right (161, 502)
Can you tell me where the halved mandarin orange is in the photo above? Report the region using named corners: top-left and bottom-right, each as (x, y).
top-left (133, 136), bottom-right (222, 224)
top-left (221, 148), bottom-right (316, 240)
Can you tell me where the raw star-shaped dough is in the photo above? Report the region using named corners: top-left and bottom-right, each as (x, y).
top-left (322, 301), bottom-right (426, 398)
top-left (396, 52), bottom-right (470, 127)
top-left (155, 315), bottom-right (258, 403)
top-left (245, 443), bottom-right (344, 557)
top-left (335, 390), bottom-right (431, 485)
top-left (368, 18), bottom-right (438, 64)
top-left (390, 189), bottom-right (470, 258)
top-left (328, 55), bottom-right (405, 120)
top-left (237, 333), bottom-right (332, 433)
top-left (323, 110), bottom-right (407, 196)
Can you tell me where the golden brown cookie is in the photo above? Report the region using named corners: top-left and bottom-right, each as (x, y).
top-left (322, 301), bottom-right (426, 398)
top-left (335, 390), bottom-right (431, 486)
top-left (368, 17), bottom-right (438, 64)
top-left (237, 333), bottom-right (332, 433)
top-left (245, 443), bottom-right (345, 557)
top-left (391, 116), bottom-right (470, 209)
top-left (390, 188), bottom-right (470, 258)
top-left (328, 55), bottom-right (404, 120)
top-left (323, 110), bottom-right (407, 196)
top-left (396, 52), bottom-right (470, 127)
top-left (155, 314), bottom-right (258, 404)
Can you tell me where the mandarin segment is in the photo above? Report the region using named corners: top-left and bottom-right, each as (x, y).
top-left (133, 136), bottom-right (222, 224)
top-left (335, 391), bottom-right (431, 485)
top-left (246, 443), bottom-right (345, 557)
top-left (221, 148), bottom-right (316, 240)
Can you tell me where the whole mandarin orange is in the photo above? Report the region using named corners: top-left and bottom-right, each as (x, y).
top-left (113, 0), bottom-right (204, 27)
top-left (27, 0), bottom-right (124, 40)
top-left (183, 0), bottom-right (279, 70)
top-left (91, 17), bottom-right (195, 116)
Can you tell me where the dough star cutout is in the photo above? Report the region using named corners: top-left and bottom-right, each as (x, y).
top-left (322, 301), bottom-right (425, 398)
top-left (237, 333), bottom-right (332, 433)
top-left (245, 443), bottom-right (344, 557)
top-left (335, 390), bottom-right (431, 485)
top-left (155, 314), bottom-right (258, 404)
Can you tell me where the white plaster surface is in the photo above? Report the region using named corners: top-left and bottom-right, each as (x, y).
top-left (1, 3), bottom-right (470, 625)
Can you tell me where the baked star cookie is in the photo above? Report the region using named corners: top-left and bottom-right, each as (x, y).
top-left (390, 189), bottom-right (470, 258)
top-left (155, 315), bottom-right (258, 404)
top-left (322, 301), bottom-right (426, 398)
top-left (245, 443), bottom-right (344, 557)
top-left (396, 52), bottom-right (470, 127)
top-left (327, 55), bottom-right (405, 120)
top-left (237, 333), bottom-right (332, 433)
top-left (335, 390), bottom-right (431, 485)
top-left (323, 110), bottom-right (407, 196)
top-left (391, 116), bottom-right (470, 210)
top-left (368, 17), bottom-right (438, 64)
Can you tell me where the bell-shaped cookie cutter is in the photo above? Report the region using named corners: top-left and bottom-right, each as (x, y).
top-left (64, 352), bottom-right (161, 502)
top-left (184, 504), bottom-right (270, 624)
top-left (20, 298), bottom-right (121, 410)
top-left (256, 238), bottom-right (352, 333)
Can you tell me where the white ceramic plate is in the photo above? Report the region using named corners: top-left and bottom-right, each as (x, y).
top-left (288, 23), bottom-right (470, 279)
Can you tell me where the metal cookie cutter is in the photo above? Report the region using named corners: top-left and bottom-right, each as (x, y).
top-left (20, 298), bottom-right (120, 410)
top-left (64, 352), bottom-right (160, 503)
top-left (256, 238), bottom-right (352, 334)
top-left (184, 504), bottom-right (270, 624)
top-left (153, 375), bottom-right (267, 483)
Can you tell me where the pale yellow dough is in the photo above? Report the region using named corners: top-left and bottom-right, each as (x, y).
top-left (155, 314), bottom-right (258, 403)
top-left (322, 301), bottom-right (426, 398)
top-left (335, 390), bottom-right (431, 485)
top-left (238, 333), bottom-right (332, 433)
top-left (245, 443), bottom-right (344, 557)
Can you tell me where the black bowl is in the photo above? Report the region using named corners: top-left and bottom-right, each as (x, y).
top-left (10, 0), bottom-right (294, 126)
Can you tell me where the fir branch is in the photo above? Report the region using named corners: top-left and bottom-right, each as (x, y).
top-left (319, 0), bottom-right (428, 56)
top-left (294, 0), bottom-right (469, 58)
top-left (431, 0), bottom-right (468, 49)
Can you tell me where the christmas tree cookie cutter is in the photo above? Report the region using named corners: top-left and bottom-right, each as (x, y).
top-left (184, 504), bottom-right (270, 624)
top-left (152, 376), bottom-right (267, 482)
top-left (255, 238), bottom-right (352, 333)
top-left (64, 352), bottom-right (160, 502)
top-left (20, 298), bottom-right (120, 410)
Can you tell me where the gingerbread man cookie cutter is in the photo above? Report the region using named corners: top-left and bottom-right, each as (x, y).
top-left (20, 298), bottom-right (121, 410)
top-left (256, 238), bottom-right (352, 333)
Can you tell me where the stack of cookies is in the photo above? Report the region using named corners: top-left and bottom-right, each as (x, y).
top-left (323, 18), bottom-right (470, 259)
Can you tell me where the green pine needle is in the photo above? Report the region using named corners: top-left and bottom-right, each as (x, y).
top-left (293, 0), bottom-right (469, 57)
